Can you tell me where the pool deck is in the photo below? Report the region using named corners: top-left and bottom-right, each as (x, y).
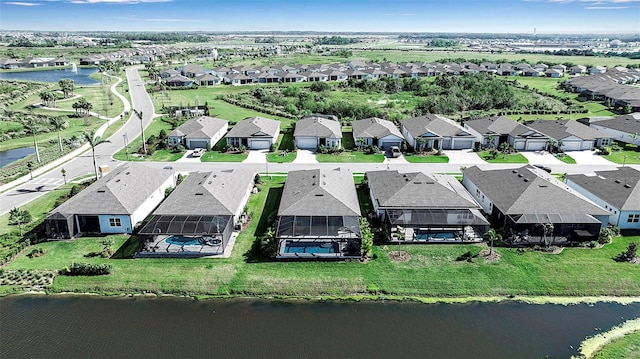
top-left (135, 233), bottom-right (239, 258)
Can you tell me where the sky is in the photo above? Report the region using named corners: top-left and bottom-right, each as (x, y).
top-left (0, 0), bottom-right (639, 34)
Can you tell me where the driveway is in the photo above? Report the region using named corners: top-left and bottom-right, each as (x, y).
top-left (243, 150), bottom-right (267, 163)
top-left (520, 151), bottom-right (565, 166)
top-left (293, 150), bottom-right (318, 164)
top-left (566, 150), bottom-right (615, 165)
top-left (176, 150), bottom-right (203, 163)
top-left (445, 149), bottom-right (487, 165)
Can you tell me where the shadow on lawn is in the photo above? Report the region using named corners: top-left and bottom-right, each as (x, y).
top-left (244, 185), bottom-right (283, 263)
top-left (111, 235), bottom-right (139, 259)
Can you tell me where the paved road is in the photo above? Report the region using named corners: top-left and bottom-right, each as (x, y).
top-left (2, 67), bottom-right (639, 215)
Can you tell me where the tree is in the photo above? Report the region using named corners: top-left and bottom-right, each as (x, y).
top-left (499, 142), bottom-right (510, 159)
top-left (39, 91), bottom-right (55, 107)
top-left (50, 116), bottom-right (68, 152)
top-left (483, 229), bottom-right (502, 255)
top-left (614, 242), bottom-right (638, 262)
top-left (485, 135), bottom-right (495, 150)
top-left (415, 136), bottom-right (428, 153)
top-left (59, 78), bottom-right (74, 98)
top-left (355, 137), bottom-right (366, 150)
top-left (547, 139), bottom-right (558, 153)
top-left (83, 130), bottom-right (108, 181)
top-left (9, 207), bottom-right (32, 236)
top-left (21, 115), bottom-right (43, 163)
top-left (133, 109), bottom-right (147, 154)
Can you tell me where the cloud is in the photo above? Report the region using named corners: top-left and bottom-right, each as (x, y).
top-left (4, 1), bottom-right (42, 5)
top-left (67, 0), bottom-right (171, 4)
top-left (401, 13), bottom-right (416, 16)
top-left (144, 18), bottom-right (207, 23)
top-left (585, 5), bottom-right (630, 8)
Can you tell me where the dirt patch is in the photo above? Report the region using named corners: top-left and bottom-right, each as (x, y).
top-left (388, 250), bottom-right (411, 262)
top-left (533, 245), bottom-right (564, 254)
top-left (630, 258), bottom-right (640, 265)
top-left (480, 249), bottom-right (501, 262)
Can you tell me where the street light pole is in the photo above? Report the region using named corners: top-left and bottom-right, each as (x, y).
top-left (123, 133), bottom-right (129, 161)
top-left (134, 110), bottom-right (147, 154)
top-left (623, 155), bottom-right (627, 167)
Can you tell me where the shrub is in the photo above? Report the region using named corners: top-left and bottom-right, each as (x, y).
top-left (62, 262), bottom-right (112, 276)
top-left (614, 242), bottom-right (638, 262)
top-left (26, 248), bottom-right (45, 258)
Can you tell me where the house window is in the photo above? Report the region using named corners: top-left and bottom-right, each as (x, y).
top-left (628, 214), bottom-right (640, 223)
top-left (600, 139), bottom-right (610, 146)
top-left (476, 189), bottom-right (480, 196)
top-left (109, 218), bottom-right (122, 227)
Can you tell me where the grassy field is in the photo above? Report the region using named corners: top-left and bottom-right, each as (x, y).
top-left (112, 118), bottom-right (178, 162)
top-left (593, 331), bottom-right (640, 359)
top-left (605, 145), bottom-right (640, 165)
top-left (200, 151), bottom-right (248, 162)
top-left (404, 153), bottom-right (450, 163)
top-left (3, 176), bottom-right (640, 298)
top-left (267, 151), bottom-right (296, 163)
top-left (555, 154), bottom-right (576, 164)
top-left (479, 151), bottom-right (529, 163)
top-left (55, 85), bottom-right (124, 119)
top-left (316, 151), bottom-right (385, 163)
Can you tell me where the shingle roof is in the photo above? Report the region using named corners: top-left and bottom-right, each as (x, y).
top-left (278, 168), bottom-right (361, 217)
top-left (352, 117), bottom-right (403, 140)
top-left (566, 167), bottom-right (640, 211)
top-left (464, 116), bottom-right (547, 139)
top-left (52, 164), bottom-right (174, 216)
top-left (168, 116), bottom-right (228, 139)
top-left (590, 113), bottom-right (640, 134)
top-left (153, 169), bottom-right (255, 216)
top-left (366, 170), bottom-right (479, 209)
top-left (463, 166), bottom-right (608, 217)
top-left (225, 117), bottom-right (280, 138)
top-left (526, 119), bottom-right (608, 141)
top-left (294, 116), bottom-right (342, 138)
top-left (401, 114), bottom-right (473, 138)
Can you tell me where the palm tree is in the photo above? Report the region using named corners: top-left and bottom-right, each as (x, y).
top-left (59, 78), bottom-right (74, 98)
top-left (83, 130), bottom-right (108, 181)
top-left (547, 139), bottom-right (557, 153)
top-left (22, 115), bottom-right (43, 163)
top-left (415, 136), bottom-right (428, 153)
top-left (133, 109), bottom-right (146, 154)
top-left (484, 229), bottom-right (502, 255)
top-left (50, 116), bottom-right (68, 152)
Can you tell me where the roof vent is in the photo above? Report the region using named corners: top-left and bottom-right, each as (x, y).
top-left (512, 170), bottom-right (518, 173)
top-left (97, 190), bottom-right (106, 193)
top-left (539, 185), bottom-right (548, 188)
top-left (195, 192), bottom-right (204, 196)
top-left (426, 181), bottom-right (435, 184)
top-left (614, 179), bottom-right (621, 183)
top-left (315, 193), bottom-right (324, 197)
top-left (523, 178), bottom-right (529, 182)
top-left (624, 184), bottom-right (631, 188)
top-left (414, 181), bottom-right (422, 184)
top-left (518, 174), bottom-right (523, 178)
top-left (126, 172), bottom-right (130, 175)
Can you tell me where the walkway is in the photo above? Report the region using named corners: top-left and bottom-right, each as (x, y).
top-left (292, 150), bottom-right (318, 164)
top-left (567, 150), bottom-right (615, 165)
top-left (520, 151), bottom-right (565, 166)
top-left (243, 150), bottom-right (268, 163)
top-left (445, 149), bottom-right (487, 165)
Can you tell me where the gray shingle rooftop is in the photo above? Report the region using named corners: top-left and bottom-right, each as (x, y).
top-left (168, 116), bottom-right (228, 139)
top-left (401, 114), bottom-right (473, 138)
top-left (590, 113), bottom-right (640, 134)
top-left (294, 116), bottom-right (342, 139)
top-left (225, 117), bottom-right (280, 138)
top-left (566, 167), bottom-right (640, 211)
top-left (526, 119), bottom-right (608, 141)
top-left (278, 168), bottom-right (361, 217)
top-left (352, 117), bottom-right (403, 140)
top-left (464, 116), bottom-right (547, 139)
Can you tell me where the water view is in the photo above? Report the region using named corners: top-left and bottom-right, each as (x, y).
top-left (0, 147), bottom-right (35, 168)
top-left (1, 296), bottom-right (638, 358)
top-left (0, 67), bottom-right (99, 85)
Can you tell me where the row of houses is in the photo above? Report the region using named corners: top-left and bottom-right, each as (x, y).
top-left (44, 162), bottom-right (640, 259)
top-left (0, 57), bottom-right (69, 69)
top-left (171, 112), bottom-right (620, 153)
top-left (78, 46), bottom-right (184, 66)
top-left (563, 69), bottom-right (640, 111)
top-left (161, 60), bottom-right (640, 87)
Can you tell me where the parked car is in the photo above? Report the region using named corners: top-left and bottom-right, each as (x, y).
top-left (192, 148), bottom-right (205, 157)
top-left (390, 146), bottom-right (402, 158)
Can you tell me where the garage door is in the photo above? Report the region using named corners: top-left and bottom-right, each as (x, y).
top-left (296, 137), bottom-right (318, 149)
top-left (525, 141), bottom-right (546, 151)
top-left (453, 140), bottom-right (473, 149)
top-left (249, 139), bottom-right (271, 150)
top-left (188, 140), bottom-right (209, 149)
top-left (562, 141), bottom-right (582, 151)
top-left (378, 141), bottom-right (401, 150)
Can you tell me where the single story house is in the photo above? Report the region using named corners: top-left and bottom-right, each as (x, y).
top-left (366, 170), bottom-right (489, 243)
top-left (463, 116), bottom-right (549, 151)
top-left (565, 167), bottom-right (640, 229)
top-left (223, 73), bottom-right (253, 85)
top-left (276, 168), bottom-right (362, 260)
top-left (462, 166), bottom-right (609, 245)
top-left (159, 69), bottom-right (180, 78)
top-left (165, 75), bottom-right (194, 87)
top-left (137, 169), bottom-right (256, 257)
top-left (352, 117), bottom-right (404, 150)
top-left (400, 114), bottom-right (476, 150)
top-left (168, 116), bottom-right (228, 150)
top-left (545, 69), bottom-right (564, 78)
top-left (45, 164), bottom-right (176, 239)
top-left (181, 64), bottom-right (207, 78)
top-left (294, 115), bottom-right (342, 149)
top-left (195, 73), bottom-right (221, 86)
top-left (526, 119), bottom-right (612, 151)
top-left (225, 117), bottom-right (281, 150)
top-left (588, 113), bottom-right (640, 145)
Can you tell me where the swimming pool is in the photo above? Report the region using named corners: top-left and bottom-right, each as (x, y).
top-left (166, 236), bottom-right (202, 246)
top-left (415, 232), bottom-right (457, 240)
top-left (284, 241), bottom-right (339, 254)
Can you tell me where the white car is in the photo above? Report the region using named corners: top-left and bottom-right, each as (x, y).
top-left (390, 146), bottom-right (402, 158)
top-left (192, 148), bottom-right (205, 157)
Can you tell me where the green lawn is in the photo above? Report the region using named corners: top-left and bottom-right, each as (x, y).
top-left (112, 118), bottom-right (183, 162)
top-left (555, 154), bottom-right (576, 164)
top-left (316, 151), bottom-right (385, 163)
top-left (200, 151), bottom-right (248, 162)
top-left (404, 153), bottom-right (450, 163)
top-left (267, 151), bottom-right (297, 163)
top-left (55, 85), bottom-right (124, 119)
top-left (479, 151), bottom-right (529, 163)
top-left (605, 146), bottom-right (640, 165)
top-left (593, 331), bottom-right (640, 359)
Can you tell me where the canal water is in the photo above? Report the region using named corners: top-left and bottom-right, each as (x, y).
top-left (1, 296), bottom-right (638, 358)
top-left (0, 67), bottom-right (99, 85)
top-left (0, 147), bottom-right (35, 168)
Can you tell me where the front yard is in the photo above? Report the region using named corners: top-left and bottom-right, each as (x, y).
top-left (404, 153), bottom-right (450, 163)
top-left (479, 151), bottom-right (529, 163)
top-left (316, 151), bottom-right (385, 163)
top-left (604, 144), bottom-right (640, 165)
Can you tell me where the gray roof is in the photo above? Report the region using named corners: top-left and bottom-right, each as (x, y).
top-left (463, 166), bottom-right (608, 217)
top-left (225, 117), bottom-right (280, 138)
top-left (278, 168), bottom-right (361, 217)
top-left (566, 167), bottom-right (640, 211)
top-left (401, 114), bottom-right (473, 138)
top-left (464, 116), bottom-right (547, 139)
top-left (590, 113), bottom-right (640, 134)
top-left (294, 116), bottom-right (342, 139)
top-left (352, 117), bottom-right (403, 140)
top-left (526, 119), bottom-right (608, 141)
top-left (153, 169), bottom-right (255, 216)
top-left (168, 116), bottom-right (228, 139)
top-left (366, 170), bottom-right (479, 209)
top-left (51, 164), bottom-right (174, 216)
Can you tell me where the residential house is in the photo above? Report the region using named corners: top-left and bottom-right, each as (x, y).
top-left (159, 69), bottom-right (180, 78)
top-left (323, 70), bottom-right (348, 81)
top-left (589, 66), bottom-right (607, 75)
top-left (223, 73), bottom-right (253, 85)
top-left (45, 164), bottom-right (176, 239)
top-left (181, 64), bottom-right (206, 78)
top-left (168, 116), bottom-right (228, 149)
top-left (570, 65), bottom-right (587, 75)
top-left (302, 71), bottom-right (329, 82)
top-left (545, 69), bottom-right (564, 78)
top-left (400, 114), bottom-right (476, 150)
top-left (279, 71), bottom-right (306, 83)
top-left (165, 75), bottom-right (194, 87)
top-left (534, 63), bottom-right (549, 72)
top-left (463, 116), bottom-right (549, 151)
top-left (352, 117), bottom-right (404, 150)
top-left (462, 166), bottom-right (609, 245)
top-left (497, 64), bottom-right (517, 76)
top-left (275, 168), bottom-right (362, 259)
top-left (522, 68), bottom-right (543, 77)
top-left (565, 167), bottom-right (640, 229)
top-left (225, 117), bottom-right (281, 150)
top-left (195, 73), bottom-right (221, 86)
top-left (551, 64), bottom-right (567, 73)
top-left (526, 119), bottom-right (611, 150)
top-left (588, 113), bottom-right (640, 145)
top-left (294, 115), bottom-right (342, 149)
top-left (366, 170), bottom-right (489, 243)
top-left (136, 169), bottom-right (256, 257)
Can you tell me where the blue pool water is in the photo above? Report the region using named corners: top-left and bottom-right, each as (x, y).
top-left (166, 236), bottom-right (202, 246)
top-left (415, 232), bottom-right (456, 240)
top-left (284, 242), bottom-right (338, 254)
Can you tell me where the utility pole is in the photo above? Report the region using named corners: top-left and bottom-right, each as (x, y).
top-left (134, 109), bottom-right (146, 153)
